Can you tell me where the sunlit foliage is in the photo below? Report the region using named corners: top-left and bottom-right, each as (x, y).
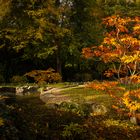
top-left (82, 15), bottom-right (140, 84)
top-left (25, 68), bottom-right (62, 84)
top-left (83, 15), bottom-right (140, 122)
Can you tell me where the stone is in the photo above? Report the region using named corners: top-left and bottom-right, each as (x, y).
top-left (16, 87), bottom-right (24, 95)
top-left (0, 86), bottom-right (39, 97)
top-left (16, 86), bottom-right (39, 96)
top-left (130, 116), bottom-right (137, 125)
top-left (130, 113), bottom-right (140, 125)
top-left (0, 87), bottom-right (16, 96)
top-left (91, 103), bottom-right (107, 115)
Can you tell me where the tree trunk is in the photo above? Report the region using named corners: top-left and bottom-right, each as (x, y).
top-left (56, 45), bottom-right (62, 76)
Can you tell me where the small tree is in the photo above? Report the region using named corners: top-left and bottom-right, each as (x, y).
top-left (83, 15), bottom-right (140, 123)
top-left (82, 15), bottom-right (140, 84)
top-left (25, 68), bottom-right (62, 84)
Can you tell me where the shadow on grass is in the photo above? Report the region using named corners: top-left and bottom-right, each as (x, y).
top-left (61, 87), bottom-right (114, 106)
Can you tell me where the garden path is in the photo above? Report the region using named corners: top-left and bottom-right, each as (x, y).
top-left (40, 85), bottom-right (85, 104)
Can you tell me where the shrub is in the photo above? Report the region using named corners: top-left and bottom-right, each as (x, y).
top-left (82, 73), bottom-right (93, 81)
top-left (25, 68), bottom-right (62, 84)
top-left (62, 123), bottom-right (86, 139)
top-left (0, 96), bottom-right (19, 140)
top-left (74, 73), bottom-right (93, 82)
top-left (10, 75), bottom-right (28, 83)
top-left (58, 102), bottom-right (91, 116)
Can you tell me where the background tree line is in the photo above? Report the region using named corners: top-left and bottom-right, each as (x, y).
top-left (0, 0), bottom-right (139, 82)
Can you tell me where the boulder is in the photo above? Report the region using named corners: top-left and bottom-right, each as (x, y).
top-left (130, 113), bottom-right (140, 125)
top-left (0, 86), bottom-right (39, 96)
top-left (0, 87), bottom-right (16, 96)
top-left (84, 101), bottom-right (107, 116)
top-left (91, 103), bottom-right (107, 115)
top-left (16, 86), bottom-right (39, 96)
top-left (130, 116), bottom-right (137, 125)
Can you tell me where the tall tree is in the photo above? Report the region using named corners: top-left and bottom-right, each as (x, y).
top-left (67, 0), bottom-right (103, 74)
top-left (0, 0), bottom-right (73, 76)
top-left (24, 0), bottom-right (72, 75)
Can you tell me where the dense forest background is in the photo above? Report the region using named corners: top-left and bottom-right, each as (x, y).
top-left (0, 0), bottom-right (139, 83)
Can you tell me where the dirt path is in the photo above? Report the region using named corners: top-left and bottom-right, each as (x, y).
top-left (40, 85), bottom-right (85, 104)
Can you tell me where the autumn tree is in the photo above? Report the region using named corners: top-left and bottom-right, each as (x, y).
top-left (83, 15), bottom-right (140, 123)
top-left (83, 15), bottom-right (140, 84)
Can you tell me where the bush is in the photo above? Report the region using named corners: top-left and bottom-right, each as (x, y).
top-left (0, 97), bottom-right (19, 140)
top-left (62, 123), bottom-right (86, 139)
top-left (10, 75), bottom-right (28, 84)
top-left (82, 73), bottom-right (93, 81)
top-left (58, 102), bottom-right (91, 116)
top-left (25, 68), bottom-right (62, 84)
top-left (74, 73), bottom-right (93, 82)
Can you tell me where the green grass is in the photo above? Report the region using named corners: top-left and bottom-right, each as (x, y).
top-left (120, 83), bottom-right (140, 90)
top-left (61, 87), bottom-right (118, 107)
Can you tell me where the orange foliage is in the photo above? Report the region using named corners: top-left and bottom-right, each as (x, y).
top-left (25, 68), bottom-right (62, 84)
top-left (86, 81), bottom-right (119, 92)
top-left (82, 47), bottom-right (94, 58)
top-left (86, 81), bottom-right (140, 118)
top-left (122, 89), bottom-right (140, 114)
top-left (82, 15), bottom-right (140, 81)
top-left (104, 70), bottom-right (114, 78)
top-left (120, 74), bottom-right (140, 84)
top-left (83, 15), bottom-right (140, 120)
